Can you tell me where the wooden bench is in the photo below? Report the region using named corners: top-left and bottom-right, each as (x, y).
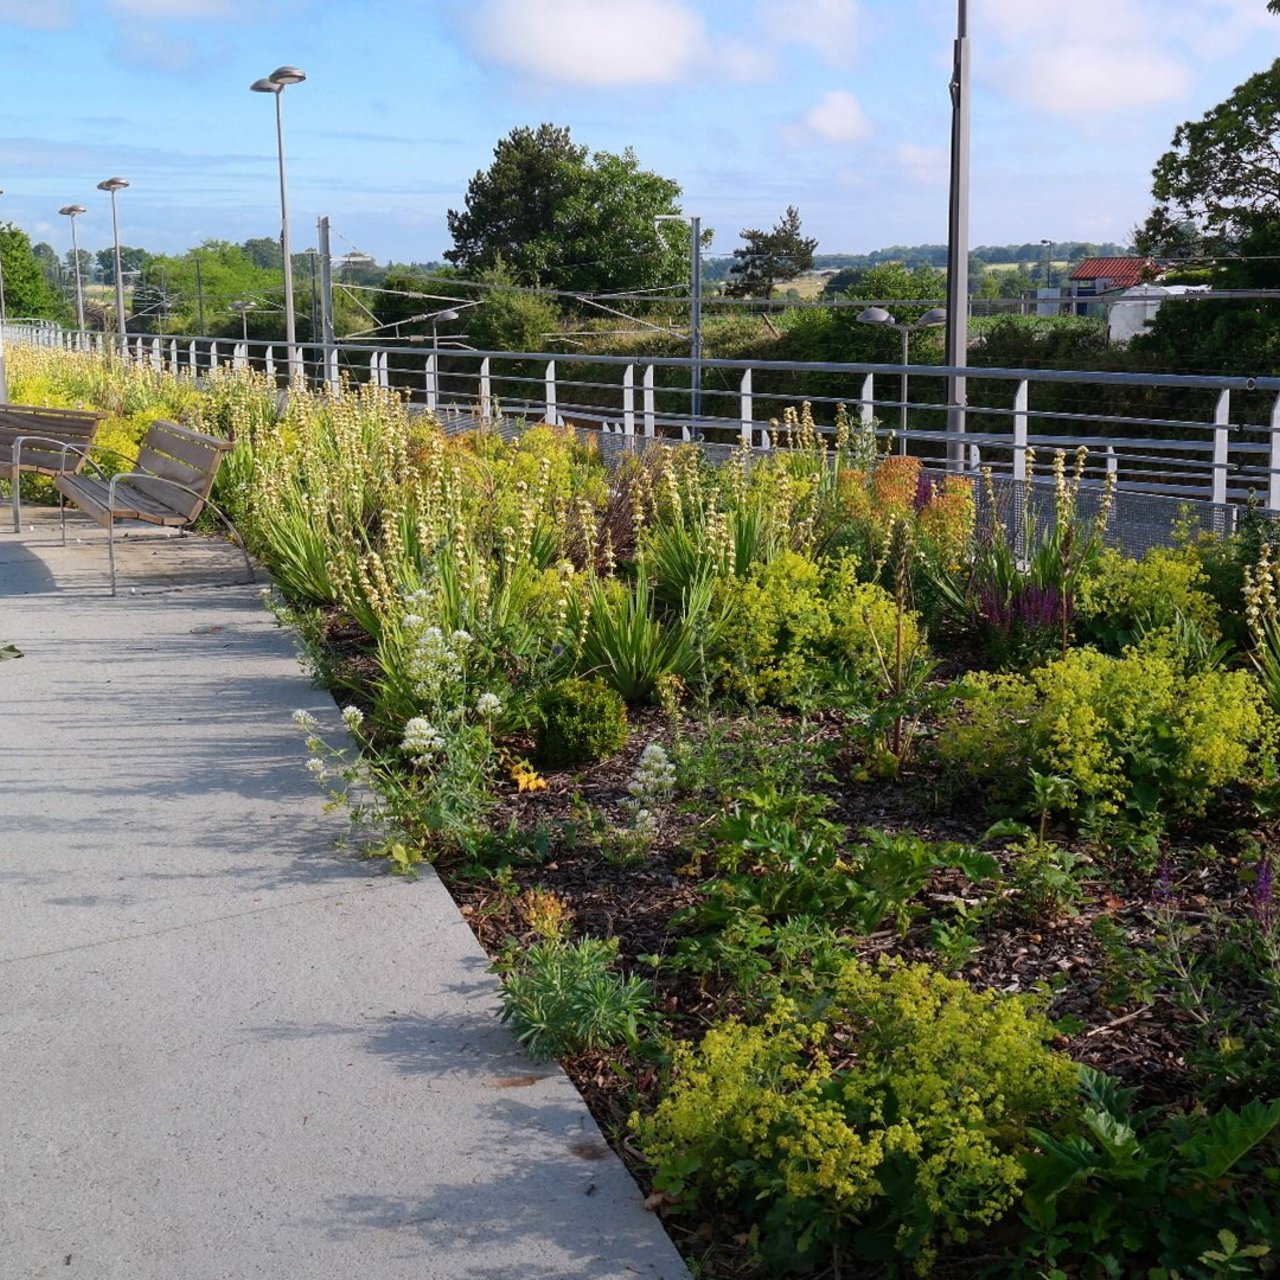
top-left (0, 403), bottom-right (108, 533)
top-left (54, 418), bottom-right (253, 596)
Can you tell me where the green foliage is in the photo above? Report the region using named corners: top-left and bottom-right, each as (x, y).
top-left (534, 676), bottom-right (628, 767)
top-left (724, 205), bottom-right (818, 300)
top-left (714, 551), bottom-right (922, 706)
top-left (0, 223), bottom-right (61, 319)
top-left (1020, 1066), bottom-right (1280, 1278)
top-left (570, 571), bottom-right (716, 704)
top-left (467, 268), bottom-right (562, 353)
top-left (497, 935), bottom-right (653, 1061)
top-left (1077, 546), bottom-right (1222, 656)
top-left (445, 123), bottom-right (694, 295)
top-left (939, 642), bottom-right (1273, 833)
top-left (635, 958), bottom-right (1076, 1271)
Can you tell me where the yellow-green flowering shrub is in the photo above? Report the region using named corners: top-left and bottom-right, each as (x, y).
top-left (634, 958), bottom-right (1075, 1272)
top-left (714, 552), bottom-right (922, 705)
top-left (938, 643), bottom-right (1272, 826)
top-left (1076, 546), bottom-right (1221, 653)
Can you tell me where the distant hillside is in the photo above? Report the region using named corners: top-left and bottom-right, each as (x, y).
top-left (809, 242), bottom-right (1132, 272)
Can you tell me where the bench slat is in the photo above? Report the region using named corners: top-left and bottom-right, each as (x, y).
top-left (144, 421), bottom-right (229, 472)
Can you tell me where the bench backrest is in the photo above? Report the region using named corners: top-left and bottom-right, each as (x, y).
top-left (0, 404), bottom-right (106, 468)
top-left (130, 420), bottom-right (233, 523)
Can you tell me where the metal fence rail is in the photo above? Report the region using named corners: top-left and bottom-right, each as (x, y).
top-left (10, 321), bottom-right (1280, 518)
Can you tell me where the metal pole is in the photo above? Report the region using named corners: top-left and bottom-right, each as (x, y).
top-left (317, 214), bottom-right (336, 388)
top-left (690, 214), bottom-right (702, 424)
top-left (274, 89), bottom-right (298, 381)
top-left (900, 325), bottom-right (909, 447)
top-left (68, 215), bottom-right (85, 331)
top-left (110, 189), bottom-right (126, 356)
top-left (945, 0), bottom-right (970, 469)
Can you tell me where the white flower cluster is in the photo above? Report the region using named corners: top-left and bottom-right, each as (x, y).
top-left (291, 708), bottom-right (319, 730)
top-left (401, 716), bottom-right (446, 764)
top-left (341, 705), bottom-right (365, 732)
top-left (475, 691), bottom-right (502, 718)
top-left (628, 743), bottom-right (676, 806)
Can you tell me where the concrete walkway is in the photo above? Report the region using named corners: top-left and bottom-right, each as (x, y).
top-left (0, 510), bottom-right (689, 1280)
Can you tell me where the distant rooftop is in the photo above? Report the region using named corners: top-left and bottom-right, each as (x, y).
top-left (1069, 256), bottom-right (1159, 290)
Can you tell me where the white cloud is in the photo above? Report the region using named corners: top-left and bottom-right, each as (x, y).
top-left (757, 0), bottom-right (861, 68)
top-left (465, 0), bottom-right (707, 87)
top-left (895, 142), bottom-right (947, 186)
top-left (976, 0), bottom-right (1192, 114)
top-left (0, 0), bottom-right (73, 28)
top-left (787, 89), bottom-right (871, 146)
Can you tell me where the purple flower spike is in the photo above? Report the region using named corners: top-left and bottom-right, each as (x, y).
top-left (913, 471), bottom-right (935, 512)
top-left (1154, 858), bottom-right (1174, 905)
top-left (1253, 858), bottom-right (1276, 932)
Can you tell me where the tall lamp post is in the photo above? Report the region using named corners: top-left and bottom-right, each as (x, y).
top-left (945, 0), bottom-right (971, 470)
top-left (250, 65), bottom-right (306, 383)
top-left (430, 307), bottom-right (459, 354)
top-left (856, 306), bottom-right (948, 450)
top-left (59, 204), bottom-right (87, 332)
top-left (655, 213), bottom-right (703, 425)
top-left (97, 177), bottom-right (129, 354)
top-left (231, 299), bottom-right (258, 343)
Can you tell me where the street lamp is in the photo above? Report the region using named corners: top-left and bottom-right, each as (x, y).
top-left (96, 177), bottom-right (129, 353)
top-left (430, 307), bottom-right (459, 354)
top-left (230, 299), bottom-right (258, 343)
top-left (655, 213), bottom-right (703, 424)
top-left (856, 306), bottom-right (948, 449)
top-left (251, 65), bottom-right (306, 382)
top-left (59, 204), bottom-right (87, 332)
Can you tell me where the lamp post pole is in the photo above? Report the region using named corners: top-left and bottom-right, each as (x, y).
top-left (59, 205), bottom-right (87, 332)
top-left (97, 177), bottom-right (129, 356)
top-left (945, 0), bottom-right (970, 470)
top-left (251, 66), bottom-right (306, 382)
top-left (856, 306), bottom-right (948, 452)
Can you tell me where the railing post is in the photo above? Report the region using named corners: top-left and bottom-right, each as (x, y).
top-left (545, 359), bottom-right (558, 426)
top-left (265, 346), bottom-right (276, 379)
top-left (1012, 379), bottom-right (1029, 482)
top-left (188, 340), bottom-right (197, 375)
top-left (1106, 446), bottom-right (1118, 485)
top-left (1270, 394), bottom-right (1280, 511)
top-left (425, 352), bottom-right (438, 413)
top-left (969, 443), bottom-right (982, 472)
top-left (1212, 389), bottom-right (1229, 506)
top-left (740, 367), bottom-right (754, 447)
top-left (479, 357), bottom-right (492, 420)
top-left (622, 364), bottom-right (635, 436)
top-left (643, 364), bottom-right (655, 438)
top-left (326, 346), bottom-right (339, 392)
top-left (859, 372), bottom-right (875, 431)
top-left (150, 338), bottom-right (161, 371)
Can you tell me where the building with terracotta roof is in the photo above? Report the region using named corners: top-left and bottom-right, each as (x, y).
top-left (1067, 256), bottom-right (1162, 315)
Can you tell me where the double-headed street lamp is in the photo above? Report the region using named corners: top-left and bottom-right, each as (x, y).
top-left (856, 305), bottom-right (948, 448)
top-left (655, 213), bottom-right (703, 424)
top-left (250, 65), bottom-right (306, 382)
top-left (59, 204), bottom-right (87, 331)
top-left (96, 177), bottom-right (129, 351)
top-left (0, 187), bottom-right (8, 401)
top-left (230, 299), bottom-right (258, 343)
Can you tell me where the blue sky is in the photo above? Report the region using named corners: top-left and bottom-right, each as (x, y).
top-left (0, 0), bottom-right (1277, 265)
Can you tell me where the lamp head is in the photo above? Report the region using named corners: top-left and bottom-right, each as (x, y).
top-left (97, 177), bottom-right (129, 193)
top-left (269, 65), bottom-right (306, 85)
top-left (59, 205), bottom-right (87, 217)
top-left (918, 307), bottom-right (948, 327)
top-left (856, 306), bottom-right (894, 326)
top-left (436, 309), bottom-right (460, 323)
top-left (250, 78), bottom-right (280, 93)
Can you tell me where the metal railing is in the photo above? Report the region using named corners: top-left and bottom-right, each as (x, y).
top-left (10, 322), bottom-right (1280, 521)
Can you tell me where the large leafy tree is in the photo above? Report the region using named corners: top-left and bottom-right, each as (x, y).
top-left (1, 224), bottom-right (61, 318)
top-left (724, 206), bottom-right (818, 299)
top-left (445, 123), bottom-right (693, 296)
top-left (1137, 58), bottom-right (1280, 259)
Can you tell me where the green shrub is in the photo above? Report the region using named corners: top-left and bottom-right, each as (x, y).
top-left (635, 958), bottom-right (1076, 1272)
top-left (498, 936), bottom-right (653, 1061)
top-left (1076, 546), bottom-right (1222, 655)
top-left (714, 552), bottom-right (922, 706)
top-left (535, 676), bottom-right (628, 766)
top-left (938, 643), bottom-right (1273, 832)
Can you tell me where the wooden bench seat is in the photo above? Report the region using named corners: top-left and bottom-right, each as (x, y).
top-left (0, 403), bottom-right (107, 532)
top-left (54, 418), bottom-right (253, 596)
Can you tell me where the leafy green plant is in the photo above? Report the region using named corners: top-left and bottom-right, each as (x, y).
top-left (1020, 1066), bottom-right (1280, 1278)
top-left (534, 676), bottom-right (628, 766)
top-left (497, 935), bottom-right (653, 1061)
top-left (635, 958), bottom-right (1077, 1272)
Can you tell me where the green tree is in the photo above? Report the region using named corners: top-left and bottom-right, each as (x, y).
top-left (240, 236), bottom-right (282, 270)
top-left (445, 123), bottom-right (693, 295)
top-left (724, 205), bottom-right (818, 299)
top-left (142, 241), bottom-right (280, 337)
top-left (467, 267), bottom-right (561, 352)
top-left (371, 267), bottom-right (466, 339)
top-left (96, 245), bottom-right (153, 286)
top-left (1137, 58), bottom-right (1280, 258)
top-left (1, 224), bottom-right (61, 318)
